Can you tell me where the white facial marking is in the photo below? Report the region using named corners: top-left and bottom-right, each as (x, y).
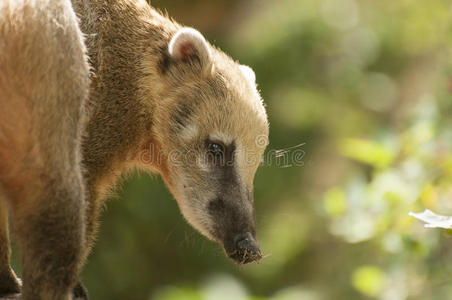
top-left (197, 156), bottom-right (209, 172)
top-left (173, 179), bottom-right (215, 240)
top-left (209, 131), bottom-right (233, 145)
top-left (180, 123), bottom-right (199, 141)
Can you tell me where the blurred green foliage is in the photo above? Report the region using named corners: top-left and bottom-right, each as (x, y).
top-left (77, 0), bottom-right (452, 299)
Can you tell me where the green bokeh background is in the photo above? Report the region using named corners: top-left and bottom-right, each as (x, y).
top-left (26, 0), bottom-right (452, 299)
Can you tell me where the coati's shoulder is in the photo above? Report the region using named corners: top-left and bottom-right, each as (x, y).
top-left (0, 0), bottom-right (89, 188)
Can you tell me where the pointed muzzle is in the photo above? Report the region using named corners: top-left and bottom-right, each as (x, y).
top-left (227, 232), bottom-right (262, 264)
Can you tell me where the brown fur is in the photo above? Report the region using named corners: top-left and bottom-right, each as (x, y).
top-left (0, 0), bottom-right (89, 299)
top-left (0, 0), bottom-right (268, 298)
top-left (73, 0), bottom-right (268, 250)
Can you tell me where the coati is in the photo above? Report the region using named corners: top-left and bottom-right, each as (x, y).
top-left (0, 0), bottom-right (269, 299)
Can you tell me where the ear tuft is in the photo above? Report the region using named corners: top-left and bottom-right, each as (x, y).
top-left (239, 65), bottom-right (256, 83)
top-left (168, 27), bottom-right (212, 71)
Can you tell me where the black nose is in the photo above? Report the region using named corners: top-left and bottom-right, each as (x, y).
top-left (234, 233), bottom-right (254, 250)
top-left (229, 232), bottom-right (262, 264)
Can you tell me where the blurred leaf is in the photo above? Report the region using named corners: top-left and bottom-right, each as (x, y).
top-left (202, 274), bottom-right (248, 300)
top-left (339, 138), bottom-right (396, 168)
top-left (324, 187), bottom-right (346, 217)
top-left (271, 286), bottom-right (320, 300)
top-left (351, 265), bottom-right (385, 297)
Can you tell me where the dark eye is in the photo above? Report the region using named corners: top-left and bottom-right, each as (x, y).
top-left (208, 142), bottom-right (225, 157)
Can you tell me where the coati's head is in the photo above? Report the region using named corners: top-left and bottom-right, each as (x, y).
top-left (146, 28), bottom-right (268, 264)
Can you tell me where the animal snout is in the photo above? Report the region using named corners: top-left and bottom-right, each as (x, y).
top-left (229, 232), bottom-right (262, 264)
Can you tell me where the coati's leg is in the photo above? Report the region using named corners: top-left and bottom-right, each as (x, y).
top-left (69, 187), bottom-right (101, 300)
top-left (0, 197), bottom-right (20, 295)
top-left (3, 188), bottom-right (88, 300)
top-left (10, 173), bottom-right (85, 300)
top-left (0, 0), bottom-right (90, 299)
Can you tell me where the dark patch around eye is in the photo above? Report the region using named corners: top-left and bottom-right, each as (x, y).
top-left (205, 140), bottom-right (235, 167)
top-left (223, 142), bottom-right (236, 166)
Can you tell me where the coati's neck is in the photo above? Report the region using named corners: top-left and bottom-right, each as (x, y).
top-left (72, 0), bottom-right (179, 198)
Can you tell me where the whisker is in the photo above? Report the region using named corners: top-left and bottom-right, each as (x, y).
top-left (275, 143), bottom-right (305, 154)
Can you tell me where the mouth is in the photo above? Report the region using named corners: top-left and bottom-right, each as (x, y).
top-left (226, 233), bottom-right (263, 264)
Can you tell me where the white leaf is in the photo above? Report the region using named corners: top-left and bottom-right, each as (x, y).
top-left (408, 209), bottom-right (452, 229)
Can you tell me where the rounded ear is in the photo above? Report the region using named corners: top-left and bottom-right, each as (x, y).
top-left (168, 27), bottom-right (213, 74)
top-left (239, 65), bottom-right (256, 83)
